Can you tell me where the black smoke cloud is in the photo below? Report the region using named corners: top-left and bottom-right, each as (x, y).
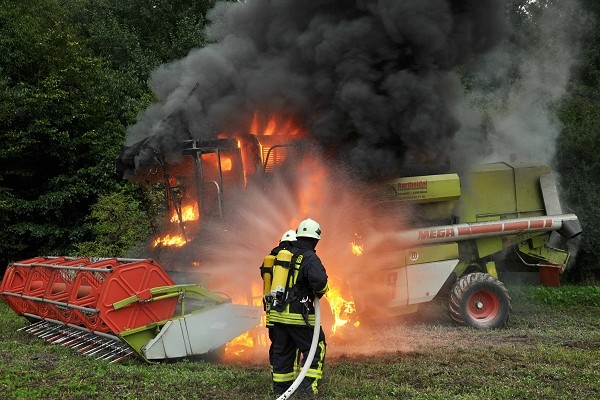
top-left (121, 0), bottom-right (507, 180)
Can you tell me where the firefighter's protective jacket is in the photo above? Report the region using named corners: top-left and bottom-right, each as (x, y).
top-left (268, 239), bottom-right (329, 326)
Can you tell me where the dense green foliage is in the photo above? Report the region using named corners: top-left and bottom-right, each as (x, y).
top-left (556, 0), bottom-right (600, 282)
top-left (0, 0), bottom-right (130, 264)
top-left (0, 0), bottom-right (216, 270)
top-left (73, 187), bottom-right (153, 257)
top-left (528, 284), bottom-right (600, 306)
top-left (1, 284), bottom-right (598, 399)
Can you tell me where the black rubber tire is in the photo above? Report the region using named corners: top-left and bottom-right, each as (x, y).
top-left (448, 272), bottom-right (512, 329)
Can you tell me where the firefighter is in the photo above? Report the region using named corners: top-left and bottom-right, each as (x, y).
top-left (260, 230), bottom-right (298, 365)
top-left (269, 218), bottom-right (329, 397)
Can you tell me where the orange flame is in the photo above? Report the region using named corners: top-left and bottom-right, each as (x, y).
top-left (293, 156), bottom-right (360, 336)
top-left (221, 157), bottom-right (232, 171)
top-left (250, 112), bottom-right (304, 136)
top-left (225, 331), bottom-right (256, 357)
top-left (170, 204), bottom-right (199, 223)
top-left (326, 279), bottom-right (359, 335)
top-left (153, 234), bottom-right (188, 248)
top-left (351, 242), bottom-right (363, 256)
top-left (225, 283), bottom-right (265, 357)
top-left (223, 279), bottom-right (360, 358)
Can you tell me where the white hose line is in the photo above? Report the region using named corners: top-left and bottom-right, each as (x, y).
top-left (276, 297), bottom-right (321, 400)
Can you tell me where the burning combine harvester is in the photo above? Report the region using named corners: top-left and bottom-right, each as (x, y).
top-left (112, 123), bottom-right (583, 333)
top-left (0, 117), bottom-right (584, 362)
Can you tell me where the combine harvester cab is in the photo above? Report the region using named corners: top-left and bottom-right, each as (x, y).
top-left (0, 257), bottom-right (261, 363)
top-left (357, 162), bottom-right (583, 329)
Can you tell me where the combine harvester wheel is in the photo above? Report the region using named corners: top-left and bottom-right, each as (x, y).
top-left (448, 272), bottom-right (512, 329)
top-left (0, 256), bottom-right (261, 363)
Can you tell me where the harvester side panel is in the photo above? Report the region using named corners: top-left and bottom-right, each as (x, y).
top-left (460, 164), bottom-right (517, 222)
top-left (406, 259), bottom-right (459, 304)
top-left (141, 303), bottom-right (263, 360)
top-left (459, 162), bottom-right (551, 222)
top-left (475, 236), bottom-right (503, 260)
top-left (514, 164), bottom-right (550, 217)
top-left (385, 268), bottom-right (408, 308)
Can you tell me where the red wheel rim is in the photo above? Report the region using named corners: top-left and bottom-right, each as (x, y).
top-left (466, 290), bottom-right (499, 322)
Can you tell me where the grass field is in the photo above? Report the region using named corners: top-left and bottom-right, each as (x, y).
top-left (1, 284), bottom-right (599, 400)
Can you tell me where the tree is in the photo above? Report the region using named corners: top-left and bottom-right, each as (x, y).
top-left (555, 0), bottom-right (600, 281)
top-left (73, 187), bottom-right (155, 257)
top-left (0, 1), bottom-right (129, 267)
top-left (72, 0), bottom-right (216, 88)
top-left (0, 0), bottom-right (218, 271)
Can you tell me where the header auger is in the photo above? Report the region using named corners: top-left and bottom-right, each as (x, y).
top-left (0, 256), bottom-right (261, 363)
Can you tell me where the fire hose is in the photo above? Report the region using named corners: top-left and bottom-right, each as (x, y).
top-left (276, 296), bottom-right (321, 400)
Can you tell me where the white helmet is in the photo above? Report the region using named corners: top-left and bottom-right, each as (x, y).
top-left (296, 218), bottom-right (321, 240)
top-left (280, 229), bottom-right (297, 242)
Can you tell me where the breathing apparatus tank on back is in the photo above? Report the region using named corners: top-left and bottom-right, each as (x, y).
top-left (271, 249), bottom-right (293, 308)
top-left (263, 230), bottom-right (296, 303)
top-left (262, 255), bottom-right (276, 298)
